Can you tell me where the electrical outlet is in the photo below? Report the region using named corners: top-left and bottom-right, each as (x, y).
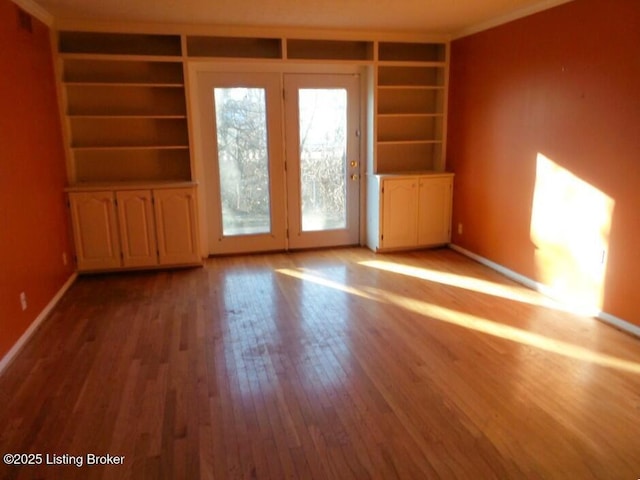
top-left (20, 292), bottom-right (27, 311)
top-left (458, 223), bottom-right (463, 235)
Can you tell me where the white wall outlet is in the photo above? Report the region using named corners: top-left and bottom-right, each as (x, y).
top-left (458, 223), bottom-right (463, 235)
top-left (20, 292), bottom-right (27, 311)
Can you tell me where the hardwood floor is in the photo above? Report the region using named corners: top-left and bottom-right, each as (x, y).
top-left (1, 247), bottom-right (639, 479)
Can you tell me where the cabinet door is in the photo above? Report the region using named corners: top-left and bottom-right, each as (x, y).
top-left (381, 178), bottom-right (418, 249)
top-left (116, 190), bottom-right (158, 268)
top-left (153, 188), bottom-right (200, 265)
top-left (69, 191), bottom-right (121, 271)
top-left (417, 176), bottom-right (453, 246)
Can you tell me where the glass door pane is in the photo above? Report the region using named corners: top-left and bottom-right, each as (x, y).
top-left (298, 89), bottom-right (347, 232)
top-left (214, 88), bottom-right (271, 236)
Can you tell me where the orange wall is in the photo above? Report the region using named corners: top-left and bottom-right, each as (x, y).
top-left (448, 0), bottom-right (640, 325)
top-left (0, 0), bottom-right (74, 359)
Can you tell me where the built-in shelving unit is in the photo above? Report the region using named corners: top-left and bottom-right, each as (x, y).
top-left (54, 27), bottom-right (451, 261)
top-left (375, 41), bottom-right (448, 174)
top-left (58, 31), bottom-right (191, 184)
top-left (56, 30), bottom-right (449, 184)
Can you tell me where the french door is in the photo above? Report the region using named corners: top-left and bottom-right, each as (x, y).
top-left (196, 71), bottom-right (360, 254)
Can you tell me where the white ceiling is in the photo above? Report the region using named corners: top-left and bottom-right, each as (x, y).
top-left (30, 0), bottom-right (573, 36)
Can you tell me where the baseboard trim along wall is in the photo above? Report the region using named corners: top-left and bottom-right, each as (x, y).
top-left (449, 244), bottom-right (640, 339)
top-left (0, 272), bottom-right (77, 376)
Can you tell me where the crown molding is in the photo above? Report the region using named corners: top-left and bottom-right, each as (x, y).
top-left (11, 0), bottom-right (54, 27)
top-left (453, 0), bottom-right (575, 39)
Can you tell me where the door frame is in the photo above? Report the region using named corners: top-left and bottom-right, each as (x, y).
top-left (188, 62), bottom-right (368, 255)
top-left (194, 71), bottom-right (287, 255)
top-left (283, 73), bottom-right (361, 250)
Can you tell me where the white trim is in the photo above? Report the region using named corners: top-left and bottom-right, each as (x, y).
top-left (0, 273), bottom-right (77, 376)
top-left (449, 244), bottom-right (640, 338)
top-left (597, 310), bottom-right (640, 339)
top-left (11, 0), bottom-right (54, 27)
top-left (453, 0), bottom-right (575, 39)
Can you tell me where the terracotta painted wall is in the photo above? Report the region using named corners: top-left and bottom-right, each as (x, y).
top-left (0, 0), bottom-right (74, 359)
top-left (448, 0), bottom-right (640, 325)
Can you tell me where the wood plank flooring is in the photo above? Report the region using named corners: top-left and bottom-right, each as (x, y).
top-left (1, 247), bottom-right (640, 479)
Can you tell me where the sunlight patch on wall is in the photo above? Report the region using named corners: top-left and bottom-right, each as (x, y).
top-left (530, 153), bottom-right (614, 313)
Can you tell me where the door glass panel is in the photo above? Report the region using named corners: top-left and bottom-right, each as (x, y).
top-left (214, 88), bottom-right (271, 236)
top-left (298, 89), bottom-right (347, 232)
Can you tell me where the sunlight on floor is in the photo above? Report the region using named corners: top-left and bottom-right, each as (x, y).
top-left (276, 268), bottom-right (377, 301)
top-left (276, 268), bottom-right (640, 375)
top-left (359, 259), bottom-right (567, 311)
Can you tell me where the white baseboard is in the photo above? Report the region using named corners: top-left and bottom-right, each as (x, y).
top-left (597, 310), bottom-right (640, 339)
top-left (449, 243), bottom-right (640, 338)
top-left (0, 273), bottom-right (77, 375)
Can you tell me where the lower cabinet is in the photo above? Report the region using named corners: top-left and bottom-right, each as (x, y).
top-left (367, 172), bottom-right (453, 251)
top-left (68, 185), bottom-right (201, 272)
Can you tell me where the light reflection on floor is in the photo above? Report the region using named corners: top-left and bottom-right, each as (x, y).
top-left (276, 267), bottom-right (640, 375)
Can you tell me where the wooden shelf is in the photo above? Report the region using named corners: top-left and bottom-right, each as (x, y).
top-left (378, 88), bottom-right (444, 115)
top-left (377, 112), bottom-right (444, 117)
top-left (73, 149), bottom-right (192, 184)
top-left (59, 31), bottom-right (182, 56)
top-left (187, 36), bottom-right (282, 58)
top-left (63, 59), bottom-right (184, 84)
top-left (64, 82), bottom-right (184, 88)
top-left (68, 114), bottom-right (187, 120)
top-left (377, 142), bottom-right (443, 173)
top-left (287, 39), bottom-right (373, 61)
top-left (378, 42), bottom-right (446, 62)
top-left (72, 145), bottom-right (190, 151)
top-left (377, 140), bottom-right (442, 145)
top-left (70, 117), bottom-right (189, 149)
top-left (378, 66), bottom-right (445, 87)
top-left (377, 115), bottom-right (442, 142)
top-left (66, 84), bottom-right (187, 116)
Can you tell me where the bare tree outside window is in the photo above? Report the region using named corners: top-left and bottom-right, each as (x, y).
top-left (214, 88), bottom-right (271, 235)
top-left (213, 86), bottom-right (348, 236)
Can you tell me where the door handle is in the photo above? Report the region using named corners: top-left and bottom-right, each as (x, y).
top-left (350, 161), bottom-right (358, 167)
